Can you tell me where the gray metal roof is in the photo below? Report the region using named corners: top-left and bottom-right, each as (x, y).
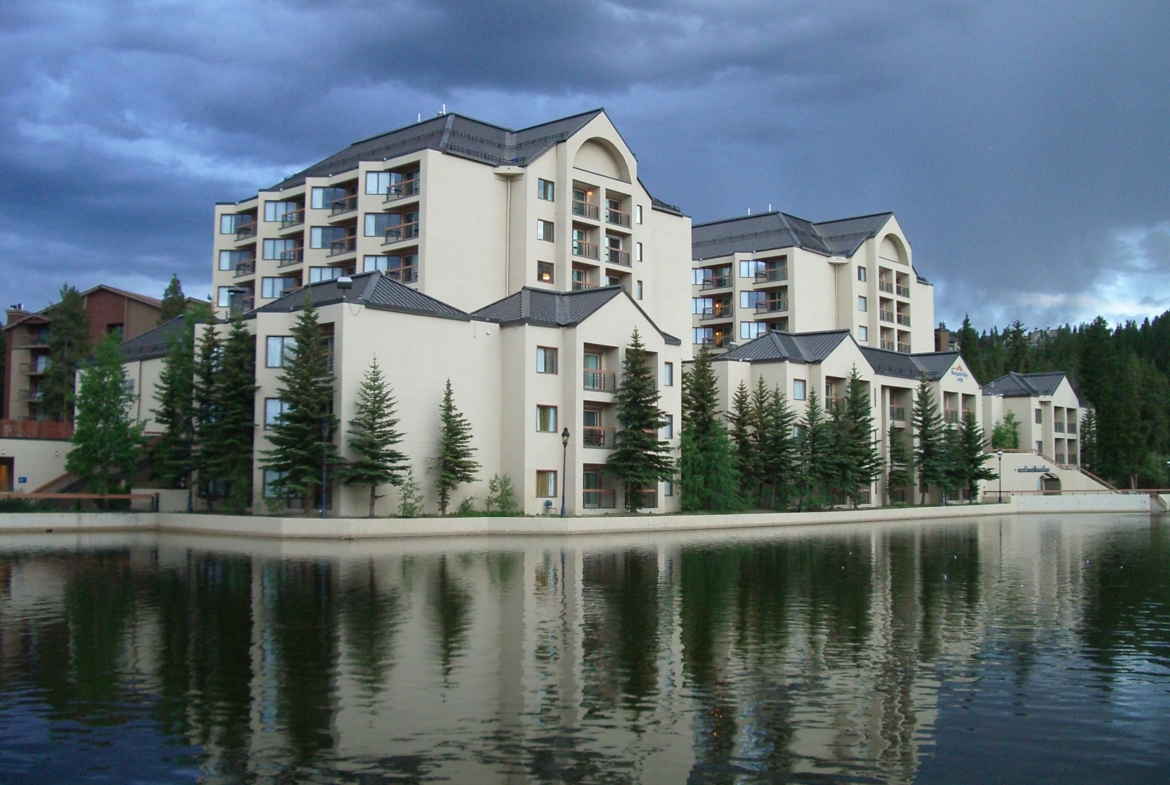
top-left (252, 271), bottom-right (471, 321)
top-left (473, 286), bottom-right (682, 345)
top-left (714, 330), bottom-right (851, 365)
top-left (983, 371), bottom-right (1069, 397)
top-left (268, 110), bottom-right (605, 192)
top-left (859, 347), bottom-right (960, 381)
top-left (692, 211), bottom-right (894, 261)
top-left (118, 316), bottom-right (192, 362)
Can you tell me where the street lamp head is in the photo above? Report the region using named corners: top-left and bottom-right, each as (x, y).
top-left (321, 418), bottom-right (330, 438)
top-left (997, 450), bottom-right (1004, 458)
top-left (561, 427), bottom-right (570, 447)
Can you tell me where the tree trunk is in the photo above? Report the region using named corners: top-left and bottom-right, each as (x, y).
top-left (368, 486), bottom-right (376, 518)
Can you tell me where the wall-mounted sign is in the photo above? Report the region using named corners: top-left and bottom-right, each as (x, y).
top-left (950, 362), bottom-right (970, 384)
top-left (17, 477), bottom-right (26, 484)
top-left (1017, 466), bottom-right (1049, 473)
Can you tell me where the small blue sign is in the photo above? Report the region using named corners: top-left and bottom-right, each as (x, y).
top-left (17, 477), bottom-right (27, 484)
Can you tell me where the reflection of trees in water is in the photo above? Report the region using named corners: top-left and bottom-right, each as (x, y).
top-left (269, 559), bottom-right (338, 769)
top-left (430, 555), bottom-right (471, 681)
top-left (340, 559), bottom-right (400, 700)
top-left (581, 549), bottom-right (659, 721)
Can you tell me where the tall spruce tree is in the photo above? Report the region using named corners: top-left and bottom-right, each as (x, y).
top-left (797, 391), bottom-right (832, 510)
top-left (886, 427), bottom-right (914, 504)
top-left (1005, 320), bottom-right (1029, 373)
top-left (342, 358), bottom-right (408, 517)
top-left (434, 379), bottom-right (479, 515)
top-left (912, 376), bottom-right (947, 504)
top-left (955, 411), bottom-right (997, 500)
top-left (955, 315), bottom-right (984, 383)
top-left (159, 275), bottom-right (187, 323)
top-left (212, 317), bottom-right (257, 513)
top-left (41, 284), bottom-right (90, 422)
top-left (832, 367), bottom-right (882, 507)
top-left (66, 333), bottom-right (144, 498)
top-left (759, 386), bottom-right (799, 509)
top-left (1080, 410), bottom-right (1100, 474)
top-left (938, 424), bottom-right (964, 503)
top-left (679, 344), bottom-right (741, 511)
top-left (151, 313), bottom-right (196, 490)
top-left (192, 317), bottom-right (221, 506)
top-left (727, 381), bottom-right (757, 500)
top-left (748, 378), bottom-right (775, 505)
top-left (261, 297), bottom-right (341, 513)
top-left (606, 329), bottom-right (674, 512)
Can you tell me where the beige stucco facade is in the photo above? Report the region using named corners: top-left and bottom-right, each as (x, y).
top-left (982, 373), bottom-right (1084, 467)
top-left (0, 437), bottom-right (72, 492)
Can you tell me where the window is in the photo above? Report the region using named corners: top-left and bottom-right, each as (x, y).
top-left (741, 321), bottom-right (766, 340)
top-left (536, 405), bottom-right (558, 432)
top-left (663, 480), bottom-right (673, 497)
top-left (216, 286), bottom-right (232, 307)
top-left (537, 261), bottom-right (554, 284)
top-left (364, 213), bottom-right (388, 237)
top-left (740, 291), bottom-right (765, 309)
top-left (858, 266), bottom-right (867, 282)
top-left (538, 179), bottom-right (555, 201)
top-left (606, 275), bottom-right (621, 287)
top-left (693, 327), bottom-right (713, 345)
top-left (536, 470), bottom-right (557, 497)
top-left (366, 171), bottom-right (389, 195)
top-left (663, 362), bottom-right (674, 387)
top-left (692, 296), bottom-right (713, 315)
top-left (636, 280), bottom-right (643, 300)
top-left (537, 219), bottom-right (554, 242)
top-left (636, 242), bottom-right (643, 262)
top-left (635, 205), bottom-right (643, 224)
top-left (264, 201), bottom-right (298, 222)
top-left (263, 470), bottom-right (290, 498)
top-left (311, 187), bottom-right (347, 210)
top-left (662, 414), bottom-right (673, 439)
top-left (309, 266), bottom-right (344, 283)
top-left (264, 398), bottom-right (289, 429)
top-left (858, 325), bottom-right (869, 342)
top-left (740, 260), bottom-right (764, 278)
top-left (364, 253), bottom-right (417, 281)
top-left (858, 296), bottom-right (868, 312)
top-left (219, 250), bottom-right (249, 271)
top-left (536, 347), bottom-right (558, 374)
top-left (311, 226), bottom-right (348, 249)
top-left (1036, 409), bottom-right (1043, 424)
top-left (793, 379), bottom-right (807, 400)
top-left (691, 269), bottom-right (706, 285)
top-left (262, 238), bottom-right (296, 260)
top-left (261, 277), bottom-right (297, 299)
top-left (266, 336), bottom-right (297, 368)
top-left (1036, 440), bottom-right (1043, 453)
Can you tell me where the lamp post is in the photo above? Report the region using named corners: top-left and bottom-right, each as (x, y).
top-left (321, 417), bottom-right (330, 518)
top-left (997, 450), bottom-right (1004, 503)
top-left (560, 427), bottom-right (570, 517)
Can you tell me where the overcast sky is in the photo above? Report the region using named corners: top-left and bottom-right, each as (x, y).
top-left (2, 0), bottom-right (1167, 332)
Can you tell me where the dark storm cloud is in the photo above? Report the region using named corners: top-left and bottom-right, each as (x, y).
top-left (0, 0), bottom-right (1167, 331)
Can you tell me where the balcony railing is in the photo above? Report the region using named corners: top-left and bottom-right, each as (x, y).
top-left (879, 280), bottom-right (894, 294)
top-left (1054, 422), bottom-right (1065, 432)
top-left (605, 208), bottom-right (630, 228)
top-left (331, 194), bottom-right (358, 216)
top-left (234, 222), bottom-right (257, 240)
top-left (582, 426), bottom-right (616, 448)
top-left (1068, 453), bottom-right (1079, 465)
top-left (384, 177), bottom-right (420, 202)
top-left (582, 489), bottom-right (617, 509)
top-left (384, 222), bottom-right (420, 243)
top-left (1055, 452), bottom-right (1066, 464)
top-left (755, 300), bottom-right (788, 314)
top-left (896, 284), bottom-right (910, 298)
top-left (18, 390), bottom-right (43, 402)
top-left (280, 209), bottom-right (305, 228)
top-left (755, 267), bottom-right (788, 283)
top-left (234, 263), bottom-right (254, 278)
top-left (880, 310), bottom-right (895, 323)
top-left (386, 266), bottom-right (418, 284)
top-left (572, 201), bottom-right (600, 220)
top-left (605, 248), bottom-right (631, 267)
top-left (1067, 421), bottom-right (1077, 434)
top-left (572, 280), bottom-right (598, 291)
top-left (944, 408), bottom-right (960, 423)
top-left (890, 405), bottom-right (906, 421)
top-left (329, 235), bottom-right (357, 257)
top-left (18, 362), bottom-right (51, 375)
top-left (881, 340), bottom-right (896, 351)
top-left (15, 335), bottom-right (49, 349)
top-left (0, 419), bottom-right (72, 440)
top-left (700, 336), bottom-right (728, 348)
top-left (897, 342), bottom-right (911, 353)
top-left (700, 276), bottom-right (730, 290)
top-left (573, 241), bottom-right (599, 260)
top-left (583, 368), bottom-right (616, 392)
top-left (700, 305), bottom-right (733, 321)
top-left (278, 248), bottom-right (305, 267)
top-left (896, 313), bottom-right (911, 327)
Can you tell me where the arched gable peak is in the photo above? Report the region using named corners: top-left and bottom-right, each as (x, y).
top-left (572, 137), bottom-right (631, 183)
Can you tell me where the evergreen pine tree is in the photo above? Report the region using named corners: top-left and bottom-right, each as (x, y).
top-left (886, 426), bottom-right (914, 504)
top-left (759, 386), bottom-right (798, 509)
top-left (606, 329), bottom-right (674, 512)
top-left (41, 284), bottom-right (90, 423)
top-left (748, 378), bottom-right (774, 506)
top-left (341, 357), bottom-right (408, 517)
top-left (212, 317), bottom-right (257, 513)
top-left (159, 275), bottom-right (187, 323)
top-left (151, 313), bottom-right (196, 489)
top-left (840, 367), bottom-right (882, 506)
top-left (956, 314), bottom-right (984, 383)
top-left (260, 297), bottom-right (341, 513)
top-left (66, 333), bottom-right (144, 498)
top-left (434, 379), bottom-right (479, 515)
top-left (1005, 320), bottom-right (1029, 373)
top-left (912, 376), bottom-right (947, 504)
top-left (797, 391), bottom-right (832, 509)
top-left (678, 344), bottom-right (741, 511)
top-left (192, 316), bottom-right (221, 506)
top-left (1080, 409), bottom-right (1100, 474)
top-left (727, 381), bottom-right (757, 500)
top-left (939, 424), bottom-right (964, 503)
top-left (956, 411), bottom-right (996, 500)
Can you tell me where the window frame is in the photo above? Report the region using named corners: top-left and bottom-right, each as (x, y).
top-left (266, 335), bottom-right (297, 368)
top-left (858, 266), bottom-right (867, 282)
top-left (537, 261), bottom-right (554, 284)
top-left (536, 346), bottom-right (558, 374)
top-left (635, 205), bottom-right (643, 224)
top-left (537, 219), bottom-right (554, 242)
top-left (858, 325), bottom-right (869, 342)
top-left (537, 179), bottom-right (555, 201)
top-left (536, 470), bottom-right (558, 498)
top-left (663, 362), bottom-right (674, 387)
top-left (793, 379), bottom-right (807, 401)
top-left (662, 414), bottom-right (674, 439)
top-left (264, 398), bottom-right (290, 429)
top-left (536, 405), bottom-right (558, 433)
top-left (858, 295), bottom-right (868, 312)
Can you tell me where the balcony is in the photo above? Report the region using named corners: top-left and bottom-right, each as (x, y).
top-left (755, 300), bottom-right (788, 314)
top-left (896, 284), bottom-right (910, 298)
top-left (582, 489), bottom-right (617, 509)
top-left (385, 266), bottom-right (418, 284)
top-left (1067, 421), bottom-right (1077, 434)
top-left (700, 305), bottom-right (734, 321)
top-left (605, 207), bottom-right (630, 228)
top-left (234, 262), bottom-right (254, 278)
top-left (755, 267), bottom-right (788, 284)
top-left (700, 276), bottom-right (731, 290)
top-left (897, 342), bottom-right (911, 353)
top-left (1054, 422), bottom-right (1065, 433)
top-left (880, 310), bottom-right (895, 323)
top-left (15, 335), bottom-right (49, 349)
top-left (583, 368), bottom-right (616, 392)
top-left (572, 201), bottom-right (600, 220)
top-left (890, 405), bottom-right (906, 421)
top-left (0, 419), bottom-right (73, 440)
top-left (879, 280), bottom-right (894, 294)
top-left (896, 313), bottom-right (911, 327)
top-left (944, 408), bottom-right (960, 423)
top-left (384, 177), bottom-right (420, 202)
top-left (331, 194), bottom-right (358, 216)
top-left (881, 339), bottom-right (896, 351)
top-left (234, 222), bottom-right (257, 241)
top-left (573, 241), bottom-right (599, 260)
top-left (605, 248), bottom-right (631, 267)
top-left (582, 426), bottom-right (616, 448)
top-left (572, 280), bottom-right (598, 291)
top-left (383, 222), bottom-right (420, 244)
top-left (329, 235), bottom-right (357, 257)
top-left (18, 362), bottom-right (50, 375)
top-left (278, 248), bottom-right (305, 267)
top-left (700, 336), bottom-right (729, 348)
top-left (280, 209), bottom-right (305, 229)
top-left (18, 390), bottom-right (43, 402)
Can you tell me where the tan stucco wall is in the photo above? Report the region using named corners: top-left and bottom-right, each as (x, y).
top-left (0, 438), bottom-right (72, 491)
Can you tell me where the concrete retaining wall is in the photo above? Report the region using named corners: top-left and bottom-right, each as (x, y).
top-left (1015, 494), bottom-right (1154, 514)
top-left (0, 512), bottom-right (154, 533)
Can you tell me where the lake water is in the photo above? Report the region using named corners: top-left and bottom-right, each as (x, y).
top-left (0, 513), bottom-right (1168, 784)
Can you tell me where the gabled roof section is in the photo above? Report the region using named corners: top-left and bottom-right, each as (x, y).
top-left (983, 371), bottom-right (1069, 397)
top-left (81, 284), bottom-right (163, 309)
top-left (860, 347), bottom-right (960, 381)
top-left (118, 316), bottom-right (192, 362)
top-left (268, 110), bottom-right (605, 191)
top-left (473, 286), bottom-right (681, 345)
top-left (692, 211), bottom-right (893, 261)
top-left (714, 330), bottom-right (852, 364)
top-left (252, 271), bottom-right (471, 321)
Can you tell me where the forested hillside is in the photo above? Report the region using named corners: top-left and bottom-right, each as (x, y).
top-left (952, 310), bottom-right (1170, 489)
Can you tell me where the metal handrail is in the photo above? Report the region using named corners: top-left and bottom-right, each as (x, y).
top-left (572, 201), bottom-right (599, 220)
